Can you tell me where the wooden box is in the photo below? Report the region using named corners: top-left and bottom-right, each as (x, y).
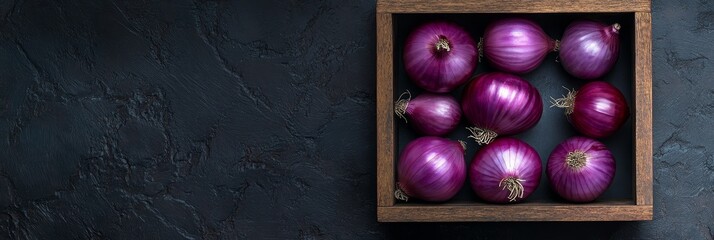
top-left (376, 0), bottom-right (653, 222)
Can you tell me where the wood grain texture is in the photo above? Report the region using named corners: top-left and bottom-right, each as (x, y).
top-left (376, 13), bottom-right (396, 208)
top-left (377, 0), bottom-right (651, 13)
top-left (634, 12), bottom-right (654, 207)
top-left (378, 204), bottom-right (653, 222)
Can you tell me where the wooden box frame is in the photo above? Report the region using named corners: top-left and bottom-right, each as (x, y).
top-left (376, 0), bottom-right (653, 222)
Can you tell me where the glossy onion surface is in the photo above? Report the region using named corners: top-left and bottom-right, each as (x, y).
top-left (461, 72), bottom-right (543, 144)
top-left (403, 21), bottom-right (478, 93)
top-left (395, 92), bottom-right (462, 136)
top-left (469, 138), bottom-right (541, 203)
top-left (547, 136), bottom-right (616, 202)
top-left (559, 20), bottom-right (620, 79)
top-left (397, 136), bottom-right (466, 202)
top-left (483, 18), bottom-right (557, 74)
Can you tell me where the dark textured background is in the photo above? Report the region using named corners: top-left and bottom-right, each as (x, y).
top-left (0, 0), bottom-right (712, 239)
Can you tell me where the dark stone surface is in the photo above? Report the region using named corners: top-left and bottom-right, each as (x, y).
top-left (0, 0), bottom-right (711, 239)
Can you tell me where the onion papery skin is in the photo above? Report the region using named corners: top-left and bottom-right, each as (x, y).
top-left (547, 136), bottom-right (615, 202)
top-left (469, 138), bottom-right (541, 203)
top-left (403, 21), bottom-right (478, 93)
top-left (483, 18), bottom-right (557, 74)
top-left (461, 72), bottom-right (543, 144)
top-left (395, 92), bottom-right (462, 136)
top-left (559, 20), bottom-right (621, 80)
top-left (397, 136), bottom-right (466, 202)
top-left (561, 81), bottom-right (629, 138)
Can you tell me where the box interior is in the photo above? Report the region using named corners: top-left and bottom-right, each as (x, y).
top-left (393, 13), bottom-right (636, 204)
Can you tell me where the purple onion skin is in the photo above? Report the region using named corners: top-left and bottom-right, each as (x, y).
top-left (484, 18), bottom-right (557, 74)
top-left (461, 72), bottom-right (543, 135)
top-left (404, 21), bottom-right (478, 93)
top-left (559, 20), bottom-right (620, 80)
top-left (469, 138), bottom-right (541, 203)
top-left (405, 93), bottom-right (462, 136)
top-left (571, 81), bottom-right (629, 138)
top-left (547, 136), bottom-right (615, 202)
top-left (398, 136), bottom-right (466, 202)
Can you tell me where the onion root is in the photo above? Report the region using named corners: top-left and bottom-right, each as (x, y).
top-left (612, 23), bottom-right (621, 33)
top-left (394, 182), bottom-right (410, 202)
top-left (435, 37), bottom-right (451, 52)
top-left (499, 177), bottom-right (525, 202)
top-left (394, 90), bottom-right (411, 123)
top-left (466, 127), bottom-right (497, 145)
top-left (566, 150), bottom-right (587, 169)
top-left (550, 86), bottom-right (577, 115)
top-left (458, 140), bottom-right (467, 151)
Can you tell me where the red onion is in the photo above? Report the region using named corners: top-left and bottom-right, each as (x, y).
top-left (559, 20), bottom-right (621, 79)
top-left (394, 91), bottom-right (462, 136)
top-left (396, 136), bottom-right (467, 202)
top-left (551, 81), bottom-right (629, 138)
top-left (403, 21), bottom-right (478, 93)
top-left (461, 72), bottom-right (543, 145)
top-left (547, 136), bottom-right (615, 202)
top-left (483, 18), bottom-right (558, 74)
top-left (469, 138), bottom-right (541, 203)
